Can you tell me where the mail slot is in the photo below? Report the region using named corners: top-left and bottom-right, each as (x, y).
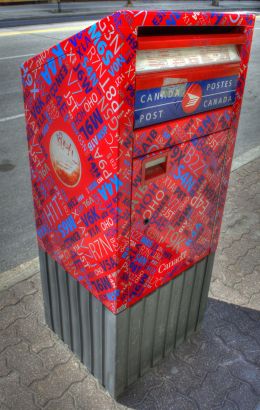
top-left (21, 10), bottom-right (255, 397)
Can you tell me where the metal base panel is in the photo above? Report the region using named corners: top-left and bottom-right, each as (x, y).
top-left (39, 248), bottom-right (215, 398)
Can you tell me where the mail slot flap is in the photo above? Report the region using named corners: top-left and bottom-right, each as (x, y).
top-left (137, 32), bottom-right (247, 50)
top-left (136, 44), bottom-right (240, 74)
top-left (133, 107), bottom-right (232, 157)
top-left (135, 62), bottom-right (240, 91)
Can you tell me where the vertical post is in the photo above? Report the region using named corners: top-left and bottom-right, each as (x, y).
top-left (57, 0), bottom-right (61, 13)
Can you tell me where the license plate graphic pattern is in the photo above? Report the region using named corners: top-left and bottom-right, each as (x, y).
top-left (21, 11), bottom-right (255, 313)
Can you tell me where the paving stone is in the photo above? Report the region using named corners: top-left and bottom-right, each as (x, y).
top-left (227, 257), bottom-right (260, 279)
top-left (31, 356), bottom-right (88, 407)
top-left (216, 247), bottom-right (260, 283)
top-left (220, 209), bottom-right (253, 235)
top-left (0, 403), bottom-right (11, 410)
top-left (0, 322), bottom-right (21, 353)
top-left (209, 279), bottom-right (249, 306)
top-left (0, 371), bottom-right (38, 410)
top-left (28, 274), bottom-right (42, 292)
top-left (209, 300), bottom-right (260, 334)
top-left (249, 185), bottom-right (260, 202)
top-left (227, 382), bottom-right (260, 410)
top-left (212, 259), bottom-right (242, 288)
top-left (238, 171), bottom-right (259, 187)
top-left (211, 272), bottom-right (260, 311)
top-left (177, 334), bottom-right (240, 379)
top-left (5, 341), bottom-right (49, 387)
top-left (13, 314), bottom-right (56, 354)
top-left (44, 392), bottom-right (76, 410)
top-left (154, 353), bottom-right (203, 395)
top-left (69, 375), bottom-right (123, 410)
top-left (122, 377), bottom-right (199, 410)
top-left (234, 269), bottom-right (260, 301)
top-left (248, 293), bottom-right (260, 310)
top-left (163, 394), bottom-right (199, 410)
top-left (119, 369), bottom-right (165, 408)
top-left (248, 327), bottom-right (260, 352)
top-left (203, 299), bottom-right (228, 330)
top-left (38, 338), bottom-right (72, 370)
top-left (219, 233), bottom-right (259, 263)
top-left (246, 309), bottom-right (260, 324)
top-left (0, 356), bottom-right (11, 377)
top-left (115, 403), bottom-right (128, 410)
top-left (230, 243), bottom-right (260, 269)
top-left (213, 401), bottom-right (238, 410)
top-left (211, 258), bottom-right (225, 284)
top-left (189, 366), bottom-right (240, 410)
top-left (215, 323), bottom-right (260, 365)
top-left (171, 336), bottom-right (203, 359)
top-left (11, 276), bottom-right (39, 301)
top-left (0, 289), bottom-right (20, 311)
top-left (19, 290), bottom-right (44, 320)
top-left (0, 303), bottom-right (28, 331)
top-left (227, 359), bottom-right (260, 395)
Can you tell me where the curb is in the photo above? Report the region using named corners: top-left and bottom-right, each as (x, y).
top-left (231, 145), bottom-right (260, 172)
top-left (0, 257), bottom-right (39, 291)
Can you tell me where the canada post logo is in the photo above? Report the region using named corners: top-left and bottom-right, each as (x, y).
top-left (182, 84), bottom-right (202, 114)
top-left (134, 75), bottom-right (237, 128)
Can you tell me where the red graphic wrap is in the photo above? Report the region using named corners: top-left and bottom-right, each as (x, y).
top-left (21, 11), bottom-right (255, 313)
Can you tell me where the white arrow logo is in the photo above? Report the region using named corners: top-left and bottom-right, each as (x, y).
top-left (185, 92), bottom-right (200, 107)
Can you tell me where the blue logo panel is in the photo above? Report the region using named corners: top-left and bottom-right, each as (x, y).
top-left (134, 75), bottom-right (238, 128)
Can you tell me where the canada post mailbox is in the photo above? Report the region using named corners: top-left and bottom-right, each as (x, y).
top-left (21, 10), bottom-right (255, 397)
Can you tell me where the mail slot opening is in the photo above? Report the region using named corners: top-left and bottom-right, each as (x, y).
top-left (144, 156), bottom-right (167, 181)
top-left (137, 25), bottom-right (244, 37)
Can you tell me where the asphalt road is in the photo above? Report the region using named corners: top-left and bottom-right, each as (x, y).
top-left (1, 2), bottom-right (260, 29)
top-left (0, 18), bottom-right (259, 273)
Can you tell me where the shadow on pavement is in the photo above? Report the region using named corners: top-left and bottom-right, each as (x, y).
top-left (119, 298), bottom-right (260, 410)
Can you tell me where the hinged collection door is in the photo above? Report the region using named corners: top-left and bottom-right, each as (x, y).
top-left (128, 129), bottom-right (229, 306)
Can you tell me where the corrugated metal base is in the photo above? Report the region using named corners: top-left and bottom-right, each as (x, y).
top-left (39, 248), bottom-right (215, 398)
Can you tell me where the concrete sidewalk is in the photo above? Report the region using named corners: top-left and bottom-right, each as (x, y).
top-left (0, 1), bottom-right (260, 28)
top-left (0, 156), bottom-right (259, 410)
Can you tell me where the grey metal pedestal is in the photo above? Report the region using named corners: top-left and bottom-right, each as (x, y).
top-left (39, 248), bottom-right (214, 398)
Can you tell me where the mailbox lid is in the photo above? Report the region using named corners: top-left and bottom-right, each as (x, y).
top-left (129, 129), bottom-right (229, 307)
top-left (137, 31), bottom-right (246, 51)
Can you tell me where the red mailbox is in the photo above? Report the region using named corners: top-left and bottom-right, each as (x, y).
top-left (21, 10), bottom-right (255, 397)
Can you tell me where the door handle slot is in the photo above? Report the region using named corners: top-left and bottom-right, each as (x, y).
top-left (144, 155), bottom-right (167, 182)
